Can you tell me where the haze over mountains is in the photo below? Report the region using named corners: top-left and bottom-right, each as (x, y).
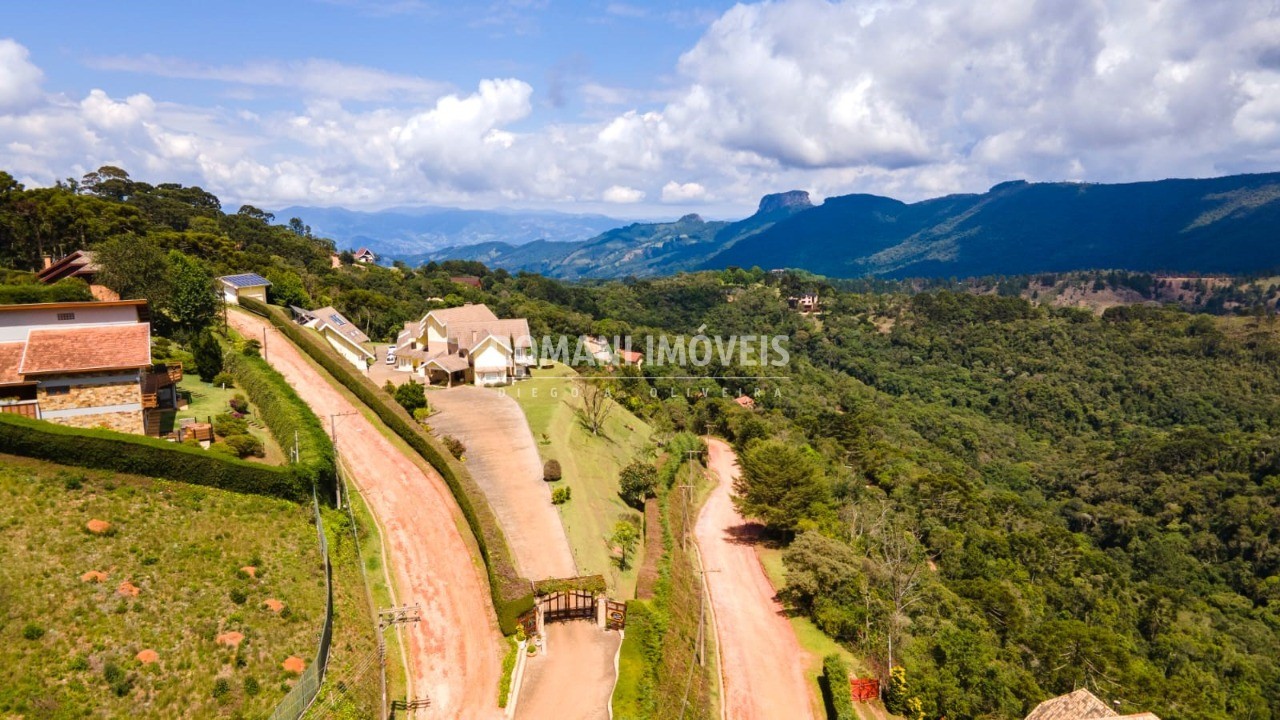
top-left (297, 173), bottom-right (1280, 280)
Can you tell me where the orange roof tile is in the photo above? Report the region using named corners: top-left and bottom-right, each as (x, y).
top-left (0, 342), bottom-right (25, 385)
top-left (20, 323), bottom-right (151, 375)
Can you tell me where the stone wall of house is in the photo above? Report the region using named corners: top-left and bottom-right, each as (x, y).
top-left (54, 408), bottom-right (145, 434)
top-left (37, 372), bottom-right (140, 412)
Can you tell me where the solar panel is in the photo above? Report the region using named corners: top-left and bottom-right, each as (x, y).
top-left (220, 273), bottom-right (271, 288)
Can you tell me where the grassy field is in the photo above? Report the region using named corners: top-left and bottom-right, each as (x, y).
top-left (505, 363), bottom-right (653, 598)
top-left (175, 374), bottom-right (286, 464)
top-left (0, 454), bottom-right (336, 719)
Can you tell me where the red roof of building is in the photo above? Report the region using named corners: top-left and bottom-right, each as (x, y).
top-left (617, 349), bottom-right (643, 363)
top-left (734, 395), bottom-right (756, 409)
top-left (19, 323), bottom-right (152, 376)
top-left (0, 342), bottom-right (26, 385)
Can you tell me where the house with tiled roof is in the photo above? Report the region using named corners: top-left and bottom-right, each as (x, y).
top-left (1024, 689), bottom-right (1160, 720)
top-left (37, 250), bottom-right (120, 301)
top-left (218, 273), bottom-right (271, 305)
top-left (0, 300), bottom-right (181, 435)
top-left (300, 306), bottom-right (374, 370)
top-left (353, 248), bottom-right (377, 264)
top-left (393, 303), bottom-right (534, 386)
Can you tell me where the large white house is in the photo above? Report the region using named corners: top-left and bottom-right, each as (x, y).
top-left (393, 303), bottom-right (534, 386)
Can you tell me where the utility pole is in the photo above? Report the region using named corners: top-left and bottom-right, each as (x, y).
top-left (329, 412), bottom-right (357, 506)
top-left (262, 327), bottom-right (268, 362)
top-left (678, 449), bottom-right (699, 551)
top-left (697, 568), bottom-right (721, 666)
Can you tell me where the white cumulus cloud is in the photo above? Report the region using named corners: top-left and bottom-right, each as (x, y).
top-left (602, 185), bottom-right (646, 203)
top-left (661, 181), bottom-right (707, 202)
top-left (0, 38), bottom-right (44, 112)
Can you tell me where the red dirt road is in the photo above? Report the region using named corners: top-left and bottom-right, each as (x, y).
top-left (695, 437), bottom-right (814, 720)
top-left (229, 311), bottom-right (504, 720)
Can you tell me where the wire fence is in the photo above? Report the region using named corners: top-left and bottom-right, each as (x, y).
top-left (269, 488), bottom-right (334, 720)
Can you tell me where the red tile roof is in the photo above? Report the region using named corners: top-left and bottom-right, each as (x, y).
top-left (0, 342), bottom-right (25, 385)
top-left (19, 323), bottom-right (151, 375)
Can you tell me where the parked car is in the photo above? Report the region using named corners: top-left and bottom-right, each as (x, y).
top-left (386, 349), bottom-right (397, 365)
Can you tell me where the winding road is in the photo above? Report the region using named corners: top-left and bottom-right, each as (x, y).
top-left (229, 310), bottom-right (504, 720)
top-left (696, 437), bottom-right (814, 720)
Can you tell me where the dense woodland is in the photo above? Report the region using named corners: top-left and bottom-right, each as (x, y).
top-left (2, 168), bottom-right (1278, 719)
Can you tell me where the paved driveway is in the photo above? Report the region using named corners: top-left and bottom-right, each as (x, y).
top-left (426, 386), bottom-right (576, 581)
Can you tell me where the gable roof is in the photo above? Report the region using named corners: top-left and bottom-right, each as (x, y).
top-left (0, 342), bottom-right (27, 385)
top-left (449, 318), bottom-right (532, 350)
top-left (19, 323), bottom-right (152, 376)
top-left (354, 247), bottom-right (375, 258)
top-left (219, 273), bottom-right (272, 288)
top-left (310, 306), bottom-right (370, 344)
top-left (426, 303), bottom-right (499, 326)
top-left (1024, 689), bottom-right (1117, 720)
top-left (424, 353), bottom-right (470, 373)
top-left (37, 250), bottom-right (99, 284)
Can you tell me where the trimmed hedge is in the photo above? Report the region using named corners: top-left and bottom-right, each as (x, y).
top-left (531, 574), bottom-right (607, 596)
top-left (0, 413), bottom-right (306, 500)
top-left (222, 345), bottom-right (335, 501)
top-left (239, 298), bottom-right (533, 632)
top-left (821, 654), bottom-right (856, 720)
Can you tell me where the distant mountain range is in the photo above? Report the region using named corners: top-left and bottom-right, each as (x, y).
top-left (272, 205), bottom-right (626, 256)
top-left (289, 173), bottom-right (1280, 279)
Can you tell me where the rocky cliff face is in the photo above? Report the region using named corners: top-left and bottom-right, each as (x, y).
top-left (756, 190), bottom-right (813, 215)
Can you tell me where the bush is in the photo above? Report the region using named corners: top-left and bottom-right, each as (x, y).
top-left (498, 636), bottom-right (518, 708)
top-left (243, 676), bottom-right (260, 697)
top-left (223, 434), bottom-right (265, 459)
top-left (552, 486), bottom-right (572, 504)
top-left (543, 459), bottom-right (562, 482)
top-left (22, 623), bottom-right (44, 640)
top-left (394, 379), bottom-right (427, 414)
top-left (413, 407), bottom-right (430, 423)
top-left (211, 371), bottom-right (236, 388)
top-left (61, 472), bottom-right (84, 490)
top-left (0, 413), bottom-right (306, 501)
top-left (442, 435), bottom-right (465, 459)
top-left (213, 413), bottom-right (249, 437)
top-left (212, 676), bottom-right (231, 702)
top-left (104, 661), bottom-right (134, 696)
top-left (230, 588), bottom-right (247, 605)
top-left (228, 393), bottom-right (249, 413)
top-left (618, 460), bottom-right (658, 509)
top-left (240, 298), bottom-right (529, 631)
top-left (821, 654), bottom-right (855, 720)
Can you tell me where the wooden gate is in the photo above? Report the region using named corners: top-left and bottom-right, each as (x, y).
top-left (539, 591), bottom-right (596, 623)
top-left (604, 599), bottom-right (627, 630)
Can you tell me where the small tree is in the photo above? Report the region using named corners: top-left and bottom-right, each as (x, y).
top-left (163, 250), bottom-right (217, 333)
top-left (191, 331), bottom-right (223, 382)
top-left (394, 379), bottom-right (427, 413)
top-left (574, 377), bottom-right (613, 435)
top-left (618, 460), bottom-right (658, 509)
top-left (543, 459), bottom-right (562, 482)
top-left (611, 520), bottom-right (639, 570)
top-left (732, 439), bottom-right (830, 535)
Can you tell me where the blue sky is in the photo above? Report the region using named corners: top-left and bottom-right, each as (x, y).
top-left (2, 1), bottom-right (1279, 218)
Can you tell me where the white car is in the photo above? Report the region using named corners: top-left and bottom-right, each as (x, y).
top-left (385, 349), bottom-right (397, 365)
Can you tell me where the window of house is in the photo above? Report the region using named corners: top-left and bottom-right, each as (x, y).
top-left (45, 385), bottom-right (70, 396)
top-left (56, 312), bottom-right (75, 321)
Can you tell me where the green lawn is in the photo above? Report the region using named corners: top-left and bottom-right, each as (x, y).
top-left (175, 375), bottom-right (285, 463)
top-left (505, 363), bottom-right (652, 597)
top-left (0, 454), bottom-right (331, 719)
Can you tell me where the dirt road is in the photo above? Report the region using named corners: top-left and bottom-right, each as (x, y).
top-left (228, 310), bottom-right (504, 720)
top-left (426, 386), bottom-right (576, 580)
top-left (515, 621), bottom-right (621, 720)
top-left (696, 437), bottom-right (814, 720)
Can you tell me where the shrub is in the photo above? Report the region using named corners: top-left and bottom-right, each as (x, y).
top-left (22, 623), bottom-right (44, 640)
top-left (230, 588), bottom-right (247, 605)
top-left (61, 472), bottom-right (84, 490)
top-left (69, 654), bottom-right (90, 671)
top-left (212, 676), bottom-right (232, 702)
top-left (552, 486), bottom-right (572, 505)
top-left (618, 460), bottom-right (658, 509)
top-left (413, 407), bottom-right (431, 423)
top-left (821, 654), bottom-right (855, 720)
top-left (394, 379), bottom-right (427, 413)
top-left (213, 413), bottom-right (249, 438)
top-left (442, 435), bottom-right (466, 459)
top-left (223, 434), bottom-right (265, 459)
top-left (241, 338), bottom-right (261, 357)
top-left (212, 371), bottom-right (236, 388)
top-left (498, 636), bottom-right (518, 708)
top-left (543, 459), bottom-right (561, 482)
top-left (243, 676), bottom-right (260, 697)
top-left (228, 393), bottom-right (249, 413)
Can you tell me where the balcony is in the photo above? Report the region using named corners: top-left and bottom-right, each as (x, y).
top-left (143, 363), bottom-right (183, 393)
